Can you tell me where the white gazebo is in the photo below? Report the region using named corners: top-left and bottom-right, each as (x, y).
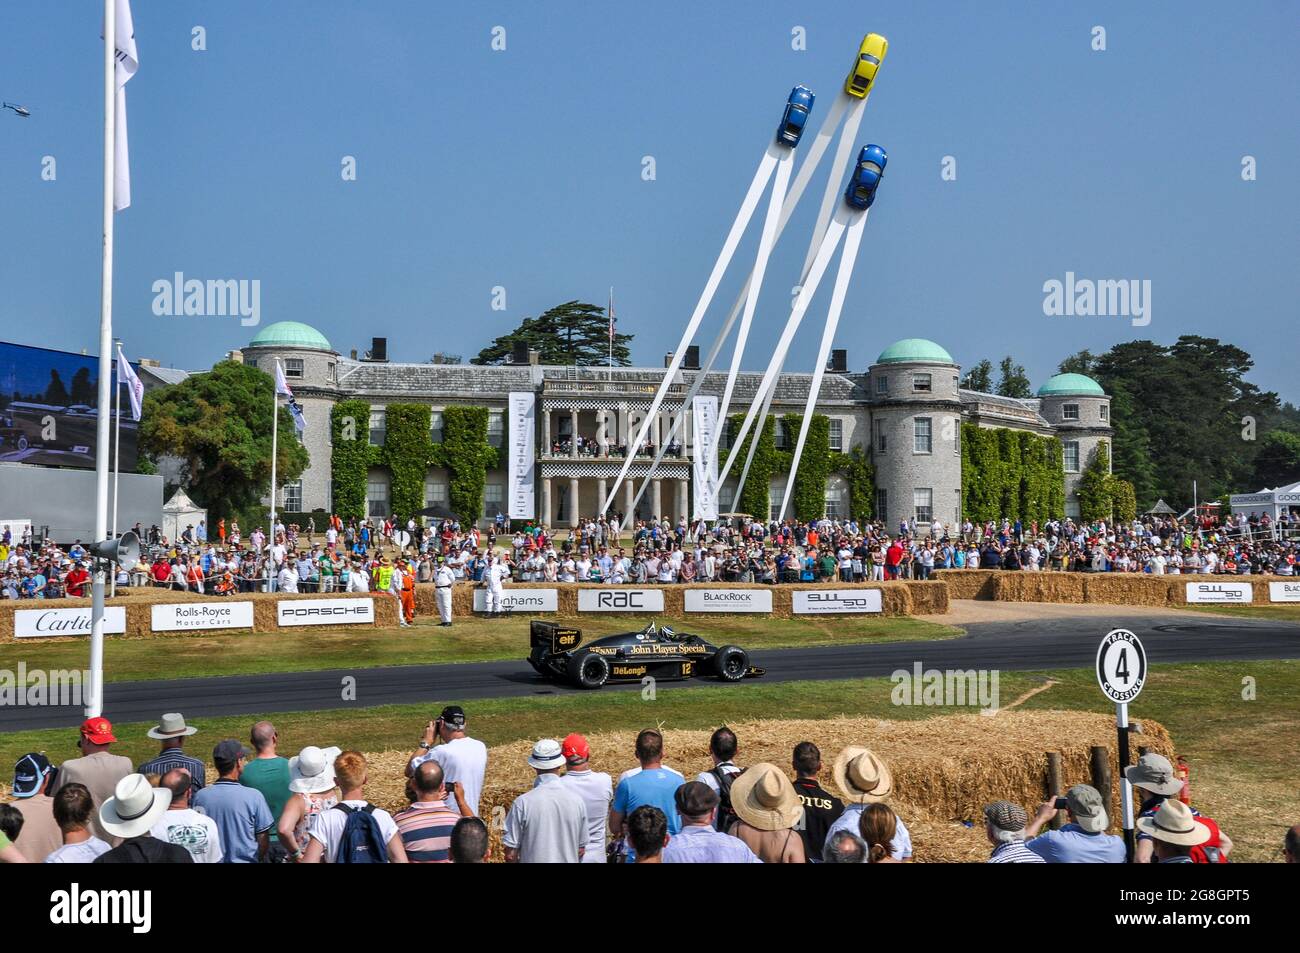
top-left (1229, 479), bottom-right (1300, 521)
top-left (161, 487), bottom-right (207, 543)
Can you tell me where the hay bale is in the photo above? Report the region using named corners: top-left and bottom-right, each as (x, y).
top-left (992, 572), bottom-right (1086, 604)
top-left (1083, 574), bottom-right (1177, 608)
top-left (360, 710), bottom-right (1173, 862)
top-left (933, 570), bottom-right (998, 600)
top-left (905, 581), bottom-right (950, 615)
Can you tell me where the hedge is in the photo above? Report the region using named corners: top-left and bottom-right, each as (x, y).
top-left (961, 422), bottom-right (1066, 525)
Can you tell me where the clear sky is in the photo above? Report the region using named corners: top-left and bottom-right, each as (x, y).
top-left (1, 1), bottom-right (1296, 397)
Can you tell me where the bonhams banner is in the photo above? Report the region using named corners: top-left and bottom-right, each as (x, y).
top-left (508, 392), bottom-right (536, 520)
top-left (692, 395), bottom-right (719, 520)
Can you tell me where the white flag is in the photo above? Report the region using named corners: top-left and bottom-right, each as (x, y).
top-left (116, 349), bottom-right (144, 421)
top-left (107, 0), bottom-right (139, 211)
top-left (274, 362), bottom-right (306, 437)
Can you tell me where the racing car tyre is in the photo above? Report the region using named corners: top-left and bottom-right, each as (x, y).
top-left (711, 645), bottom-right (749, 682)
top-left (569, 649), bottom-right (610, 689)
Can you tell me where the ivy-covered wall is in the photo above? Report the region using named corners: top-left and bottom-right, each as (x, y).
top-left (961, 422), bottom-right (1066, 525)
top-left (329, 401), bottom-right (498, 523)
top-left (727, 414), bottom-right (777, 518)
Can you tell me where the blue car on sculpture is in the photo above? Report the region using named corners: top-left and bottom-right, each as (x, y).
top-left (777, 85), bottom-right (815, 147)
top-left (844, 144), bottom-right (887, 209)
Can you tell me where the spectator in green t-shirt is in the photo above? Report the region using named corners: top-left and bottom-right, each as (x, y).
top-left (239, 722), bottom-right (291, 846)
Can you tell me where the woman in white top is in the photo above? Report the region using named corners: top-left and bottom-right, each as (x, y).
top-left (279, 745), bottom-right (341, 863)
top-left (560, 557), bottom-right (577, 582)
top-left (575, 557), bottom-right (592, 581)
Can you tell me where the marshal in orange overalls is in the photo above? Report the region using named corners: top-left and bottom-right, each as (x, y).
top-left (400, 567), bottom-right (416, 624)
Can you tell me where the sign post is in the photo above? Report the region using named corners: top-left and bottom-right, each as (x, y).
top-left (1096, 628), bottom-right (1147, 861)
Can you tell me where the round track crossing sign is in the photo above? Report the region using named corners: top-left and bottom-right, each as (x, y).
top-left (1096, 628), bottom-right (1147, 703)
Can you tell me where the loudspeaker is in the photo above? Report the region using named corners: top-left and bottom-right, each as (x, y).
top-left (87, 531), bottom-right (141, 572)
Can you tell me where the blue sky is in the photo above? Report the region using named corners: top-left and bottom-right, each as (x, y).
top-left (1, 1), bottom-right (1296, 397)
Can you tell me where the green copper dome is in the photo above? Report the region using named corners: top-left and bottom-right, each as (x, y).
top-left (1037, 372), bottom-right (1105, 397)
top-left (248, 321), bottom-right (333, 352)
top-left (874, 338), bottom-right (955, 365)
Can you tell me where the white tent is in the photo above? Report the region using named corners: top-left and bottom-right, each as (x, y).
top-left (161, 487), bottom-right (207, 544)
top-left (1229, 479), bottom-right (1300, 521)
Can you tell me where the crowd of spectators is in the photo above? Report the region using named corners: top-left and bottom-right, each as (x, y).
top-left (2, 711), bottom-right (1281, 864)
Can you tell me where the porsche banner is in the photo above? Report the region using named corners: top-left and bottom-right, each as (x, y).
top-left (692, 394), bottom-right (719, 520)
top-left (508, 392), bottom-right (535, 519)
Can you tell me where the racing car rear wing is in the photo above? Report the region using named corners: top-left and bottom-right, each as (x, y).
top-left (530, 620), bottom-right (582, 654)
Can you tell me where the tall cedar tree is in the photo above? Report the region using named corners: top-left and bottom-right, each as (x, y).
top-left (473, 300), bottom-right (633, 366)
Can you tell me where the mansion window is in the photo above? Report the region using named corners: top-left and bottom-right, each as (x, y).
top-left (913, 417), bottom-right (933, 454)
top-left (284, 358), bottom-right (304, 379)
top-left (282, 480), bottom-right (302, 511)
top-left (487, 412), bottom-right (505, 448)
top-left (828, 419), bottom-right (843, 452)
top-left (912, 373), bottom-right (932, 393)
top-left (874, 418), bottom-right (887, 453)
top-left (1063, 441), bottom-right (1080, 472)
top-left (368, 409), bottom-right (386, 446)
top-left (914, 488), bottom-right (933, 524)
top-left (430, 410), bottom-right (444, 444)
top-left (1062, 403), bottom-right (1080, 421)
top-left (483, 483), bottom-right (504, 519)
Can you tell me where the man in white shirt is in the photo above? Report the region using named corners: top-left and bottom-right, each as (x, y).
top-left (503, 740), bottom-right (588, 863)
top-left (150, 769), bottom-right (223, 863)
top-left (433, 558), bottom-right (455, 627)
top-left (303, 752), bottom-right (407, 863)
top-left (406, 706), bottom-right (488, 816)
top-left (484, 554), bottom-right (511, 615)
top-left (557, 734), bottom-right (613, 864)
top-left (347, 563), bottom-right (370, 593)
top-left (277, 560), bottom-right (299, 594)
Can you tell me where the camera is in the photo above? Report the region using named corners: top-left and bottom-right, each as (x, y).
top-left (1053, 797), bottom-right (1069, 810)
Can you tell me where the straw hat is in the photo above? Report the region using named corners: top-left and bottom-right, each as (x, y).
top-left (146, 712), bottom-right (198, 741)
top-left (730, 763), bottom-right (803, 831)
top-left (833, 746), bottom-right (894, 804)
top-left (1136, 799), bottom-right (1210, 847)
top-left (288, 745), bottom-right (341, 794)
top-left (99, 774), bottom-right (171, 839)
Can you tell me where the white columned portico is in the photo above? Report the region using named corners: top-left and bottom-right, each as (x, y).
top-left (676, 479), bottom-right (688, 523)
top-left (570, 408), bottom-right (579, 458)
top-left (542, 477), bottom-right (552, 528)
top-left (652, 479), bottom-right (663, 521)
top-left (623, 478), bottom-right (634, 520)
top-left (568, 477), bottom-right (580, 527)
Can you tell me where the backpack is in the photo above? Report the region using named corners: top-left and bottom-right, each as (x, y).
top-left (333, 803), bottom-right (388, 863)
top-left (710, 765), bottom-right (741, 831)
top-left (1190, 816), bottom-right (1229, 864)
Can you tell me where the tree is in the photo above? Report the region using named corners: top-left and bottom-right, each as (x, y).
top-left (1057, 350), bottom-right (1097, 375)
top-left (1077, 443), bottom-right (1113, 521)
top-left (44, 369), bottom-right (70, 406)
top-left (995, 356), bottom-right (1032, 398)
top-left (69, 367), bottom-right (95, 405)
top-left (472, 300), bottom-right (634, 366)
top-left (960, 359), bottom-right (993, 393)
top-left (1251, 430), bottom-right (1300, 490)
top-left (139, 360), bottom-right (309, 522)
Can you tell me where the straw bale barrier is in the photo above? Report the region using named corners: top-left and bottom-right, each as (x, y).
top-left (935, 570), bottom-right (1297, 608)
top-left (360, 710), bottom-right (1174, 862)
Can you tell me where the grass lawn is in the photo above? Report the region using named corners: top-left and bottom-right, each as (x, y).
top-left (2, 659), bottom-right (1293, 860)
top-left (0, 613), bottom-right (959, 683)
top-left (1182, 603), bottom-right (1300, 622)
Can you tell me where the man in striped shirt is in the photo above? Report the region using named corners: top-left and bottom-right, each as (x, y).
top-left (394, 761), bottom-right (464, 863)
top-left (984, 801), bottom-right (1045, 863)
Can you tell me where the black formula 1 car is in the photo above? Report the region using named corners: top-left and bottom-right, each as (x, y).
top-left (528, 620), bottom-right (765, 689)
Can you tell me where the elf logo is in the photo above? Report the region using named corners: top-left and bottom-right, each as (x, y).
top-left (49, 883), bottom-right (151, 933)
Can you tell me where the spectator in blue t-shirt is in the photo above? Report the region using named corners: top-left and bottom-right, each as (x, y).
top-left (609, 729), bottom-right (684, 862)
top-left (1023, 785), bottom-right (1126, 863)
top-left (192, 739), bottom-right (274, 863)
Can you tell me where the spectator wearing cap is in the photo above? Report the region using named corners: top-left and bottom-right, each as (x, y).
top-left (239, 721), bottom-right (291, 834)
top-left (661, 781), bottom-right (761, 864)
top-left (627, 806), bottom-right (669, 864)
top-left (50, 717), bottom-right (133, 845)
top-left (984, 801), bottom-right (1045, 863)
top-left (502, 740), bottom-right (589, 863)
top-left (1127, 752), bottom-right (1231, 863)
top-left (44, 783), bottom-right (111, 863)
top-left (556, 732), bottom-right (613, 864)
top-left (93, 774), bottom-right (194, 864)
top-left (823, 829), bottom-right (868, 864)
top-left (394, 760), bottom-right (464, 863)
top-left (137, 712), bottom-right (206, 791)
top-left (10, 753), bottom-right (61, 861)
top-left (822, 747), bottom-right (913, 861)
top-left (728, 762), bottom-right (807, 863)
top-left (303, 751), bottom-right (408, 863)
top-left (1137, 799), bottom-right (1210, 863)
top-left (1023, 784), bottom-right (1125, 863)
top-left (150, 769), bottom-right (223, 863)
top-left (192, 739), bottom-right (274, 863)
top-left (407, 705), bottom-right (488, 816)
top-left (791, 741), bottom-right (843, 862)
top-left (610, 729), bottom-right (685, 862)
top-left (450, 817), bottom-right (490, 863)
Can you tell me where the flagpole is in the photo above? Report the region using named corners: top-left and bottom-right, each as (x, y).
top-left (608, 286), bottom-right (614, 382)
top-left (87, 0), bottom-right (117, 720)
top-left (268, 357), bottom-right (279, 592)
top-left (109, 339), bottom-right (123, 597)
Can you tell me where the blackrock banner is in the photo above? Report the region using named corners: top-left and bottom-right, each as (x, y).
top-left (1269, 581), bottom-right (1300, 603)
top-left (473, 588), bottom-right (559, 613)
top-left (152, 601), bottom-right (254, 632)
top-left (1185, 582), bottom-right (1252, 604)
top-left (792, 589), bottom-right (883, 615)
top-left (15, 606), bottom-right (127, 638)
top-left (684, 589), bottom-right (773, 613)
top-left (508, 391), bottom-right (536, 520)
top-left (692, 395), bottom-right (719, 520)
top-left (578, 588), bottom-right (666, 613)
top-left (277, 598), bottom-right (375, 626)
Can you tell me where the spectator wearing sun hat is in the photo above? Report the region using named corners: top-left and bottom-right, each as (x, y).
top-left (9, 753), bottom-right (61, 861)
top-left (727, 762), bottom-right (807, 863)
top-left (983, 801), bottom-right (1045, 863)
top-left (50, 717), bottom-right (133, 845)
top-left (278, 744), bottom-right (341, 861)
top-left (92, 774), bottom-right (194, 864)
top-left (1127, 752), bottom-right (1231, 864)
top-left (556, 733), bottom-right (613, 863)
top-left (502, 739), bottom-right (588, 863)
top-left (822, 747), bottom-right (912, 861)
top-left (138, 713), bottom-right (206, 791)
top-left (1137, 798), bottom-right (1211, 863)
top-left (1023, 784), bottom-right (1126, 863)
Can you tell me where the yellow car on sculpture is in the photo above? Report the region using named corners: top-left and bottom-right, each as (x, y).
top-left (844, 33), bottom-right (888, 98)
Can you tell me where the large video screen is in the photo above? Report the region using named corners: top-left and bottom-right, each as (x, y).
top-left (0, 340), bottom-right (139, 471)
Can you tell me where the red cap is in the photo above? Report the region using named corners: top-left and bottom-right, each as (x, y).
top-left (561, 733), bottom-right (590, 764)
top-left (80, 716), bottom-right (116, 745)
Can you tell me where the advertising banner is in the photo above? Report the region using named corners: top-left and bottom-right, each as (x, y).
top-left (692, 395), bottom-right (719, 520)
top-left (15, 606), bottom-right (127, 638)
top-left (151, 601), bottom-right (254, 632)
top-left (276, 598), bottom-right (375, 626)
top-left (508, 392), bottom-right (536, 520)
top-left (792, 589), bottom-right (883, 614)
top-left (577, 588), bottom-right (665, 612)
top-left (683, 588), bottom-right (773, 613)
top-left (1184, 582), bottom-right (1252, 604)
top-left (473, 588), bottom-right (559, 612)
